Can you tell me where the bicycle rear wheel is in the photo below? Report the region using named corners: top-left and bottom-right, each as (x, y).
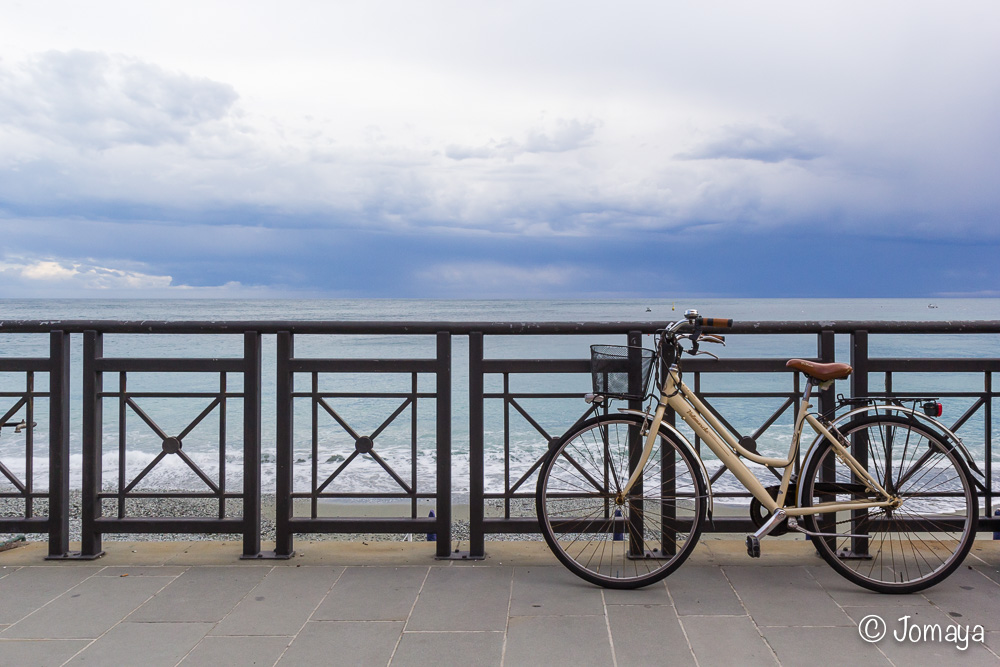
top-left (800, 415), bottom-right (977, 593)
top-left (536, 414), bottom-right (707, 589)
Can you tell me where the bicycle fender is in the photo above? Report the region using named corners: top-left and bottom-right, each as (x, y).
top-left (797, 410), bottom-right (983, 509)
top-left (617, 409), bottom-right (714, 519)
top-left (825, 406), bottom-right (983, 479)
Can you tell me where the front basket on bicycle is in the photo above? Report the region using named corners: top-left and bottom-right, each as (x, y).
top-left (590, 345), bottom-right (654, 400)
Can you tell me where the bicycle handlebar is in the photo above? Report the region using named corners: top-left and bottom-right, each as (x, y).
top-left (663, 314), bottom-right (735, 336)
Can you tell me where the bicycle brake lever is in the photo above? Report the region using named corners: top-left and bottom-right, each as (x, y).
top-left (691, 350), bottom-right (720, 360)
top-left (698, 334), bottom-right (726, 346)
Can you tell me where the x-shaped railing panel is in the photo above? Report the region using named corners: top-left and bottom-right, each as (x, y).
top-left (121, 397), bottom-right (222, 494)
top-left (313, 397), bottom-right (414, 495)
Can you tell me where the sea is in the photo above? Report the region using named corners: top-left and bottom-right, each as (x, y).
top-left (1, 298), bottom-right (998, 500)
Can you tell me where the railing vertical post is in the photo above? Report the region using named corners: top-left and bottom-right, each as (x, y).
top-left (275, 331), bottom-right (295, 557)
top-left (469, 331), bottom-right (485, 558)
top-left (45, 330), bottom-right (71, 559)
top-left (815, 329), bottom-right (837, 540)
top-left (850, 330), bottom-right (869, 402)
top-left (241, 331), bottom-right (262, 558)
top-left (817, 330), bottom-right (836, 417)
top-left (849, 329), bottom-right (869, 556)
top-left (985, 371), bottom-right (993, 517)
top-left (80, 331), bottom-right (105, 558)
top-left (627, 331), bottom-right (645, 556)
top-left (435, 331), bottom-right (452, 558)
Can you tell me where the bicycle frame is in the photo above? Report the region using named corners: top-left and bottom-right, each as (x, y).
top-left (621, 366), bottom-right (896, 518)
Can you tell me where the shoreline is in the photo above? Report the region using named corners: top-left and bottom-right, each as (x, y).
top-left (2, 490), bottom-right (805, 546)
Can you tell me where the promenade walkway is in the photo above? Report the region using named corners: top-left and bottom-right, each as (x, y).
top-left (1, 539), bottom-right (998, 666)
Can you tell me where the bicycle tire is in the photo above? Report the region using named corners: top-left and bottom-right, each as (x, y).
top-left (799, 414), bottom-right (977, 593)
top-left (536, 414), bottom-right (707, 589)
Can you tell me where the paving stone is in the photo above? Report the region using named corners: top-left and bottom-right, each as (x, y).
top-left (601, 579), bottom-right (672, 606)
top-left (607, 604), bottom-right (694, 665)
top-left (805, 565), bottom-right (939, 607)
top-left (920, 566), bottom-right (1000, 625)
top-left (983, 631), bottom-right (1000, 657)
top-left (761, 626), bottom-right (890, 666)
top-left (180, 635), bottom-right (291, 666)
top-left (94, 566), bottom-right (188, 577)
top-left (509, 566), bottom-right (605, 616)
top-left (681, 615), bottom-right (777, 667)
top-left (0, 566), bottom-right (101, 625)
top-left (277, 621), bottom-right (403, 665)
top-left (407, 567), bottom-right (512, 631)
top-left (505, 615), bottom-right (614, 666)
top-left (66, 622), bottom-right (212, 666)
top-left (391, 631), bottom-right (504, 667)
top-left (211, 566), bottom-right (341, 636)
top-left (665, 565), bottom-right (744, 616)
top-left (971, 563), bottom-right (1000, 586)
top-left (2, 575), bottom-right (168, 639)
top-left (313, 566), bottom-right (424, 621)
top-left (128, 566), bottom-right (268, 622)
top-left (0, 639), bottom-right (91, 667)
top-left (724, 565), bottom-right (853, 627)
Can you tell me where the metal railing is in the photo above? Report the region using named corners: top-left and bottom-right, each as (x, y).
top-left (0, 319), bottom-right (997, 560)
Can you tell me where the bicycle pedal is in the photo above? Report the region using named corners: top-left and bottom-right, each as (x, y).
top-left (745, 535), bottom-right (761, 558)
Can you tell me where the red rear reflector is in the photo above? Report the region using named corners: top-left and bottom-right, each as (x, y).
top-left (922, 401), bottom-right (943, 417)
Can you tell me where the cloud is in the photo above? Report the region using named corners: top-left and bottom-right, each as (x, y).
top-left (445, 118), bottom-right (599, 161)
top-left (415, 261), bottom-right (586, 296)
top-left (0, 50), bottom-right (238, 149)
top-left (677, 120), bottom-right (829, 163)
top-left (0, 255), bottom-right (276, 297)
top-left (1, 258), bottom-right (172, 290)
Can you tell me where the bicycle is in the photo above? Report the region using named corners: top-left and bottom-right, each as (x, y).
top-left (535, 310), bottom-right (980, 593)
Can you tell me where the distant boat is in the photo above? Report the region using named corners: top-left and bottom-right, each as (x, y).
top-left (646, 307), bottom-right (651, 312)
top-left (928, 304), bottom-right (938, 309)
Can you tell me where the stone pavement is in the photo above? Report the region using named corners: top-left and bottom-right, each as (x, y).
top-left (1, 538), bottom-right (999, 666)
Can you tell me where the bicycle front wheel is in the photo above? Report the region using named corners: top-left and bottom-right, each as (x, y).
top-left (800, 415), bottom-right (978, 593)
top-left (536, 414), bottom-right (707, 589)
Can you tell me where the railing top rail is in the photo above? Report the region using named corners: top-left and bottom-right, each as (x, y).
top-left (1, 320), bottom-right (999, 335)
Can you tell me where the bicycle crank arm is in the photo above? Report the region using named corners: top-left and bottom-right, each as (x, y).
top-left (746, 508), bottom-right (788, 558)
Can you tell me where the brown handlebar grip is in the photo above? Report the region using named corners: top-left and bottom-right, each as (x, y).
top-left (701, 317), bottom-right (733, 328)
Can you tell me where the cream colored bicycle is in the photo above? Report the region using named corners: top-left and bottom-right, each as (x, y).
top-left (536, 310), bottom-right (979, 592)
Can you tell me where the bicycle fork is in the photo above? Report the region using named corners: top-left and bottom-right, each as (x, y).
top-left (614, 402), bottom-right (668, 504)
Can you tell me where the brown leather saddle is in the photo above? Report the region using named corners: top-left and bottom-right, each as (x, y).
top-left (785, 359), bottom-right (853, 382)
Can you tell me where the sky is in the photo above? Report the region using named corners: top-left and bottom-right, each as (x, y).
top-left (1, 1), bottom-right (999, 299)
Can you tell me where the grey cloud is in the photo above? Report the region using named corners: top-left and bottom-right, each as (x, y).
top-left (446, 118), bottom-right (599, 160)
top-left (0, 50), bottom-right (238, 149)
top-left (677, 121), bottom-right (828, 163)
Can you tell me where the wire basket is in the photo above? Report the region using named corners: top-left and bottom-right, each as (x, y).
top-left (590, 345), bottom-right (655, 400)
